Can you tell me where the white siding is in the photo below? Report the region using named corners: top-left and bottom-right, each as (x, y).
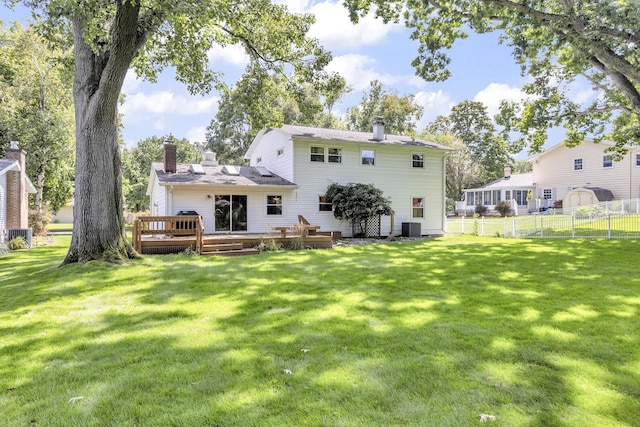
top-left (150, 176), bottom-right (167, 216)
top-left (533, 141), bottom-right (639, 200)
top-left (247, 129), bottom-right (295, 181)
top-left (0, 174), bottom-right (6, 241)
top-left (289, 138), bottom-right (446, 236)
top-left (170, 186), bottom-right (298, 234)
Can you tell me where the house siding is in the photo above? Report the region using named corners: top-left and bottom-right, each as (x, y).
top-left (151, 176), bottom-right (167, 216)
top-left (0, 174), bottom-right (6, 241)
top-left (533, 141), bottom-right (639, 201)
top-left (290, 137), bottom-right (446, 236)
top-left (247, 129), bottom-right (295, 182)
top-left (169, 186), bottom-right (298, 234)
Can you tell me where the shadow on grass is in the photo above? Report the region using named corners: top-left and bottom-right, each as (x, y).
top-left (1, 237), bottom-right (639, 425)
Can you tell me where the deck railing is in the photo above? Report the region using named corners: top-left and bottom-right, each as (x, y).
top-left (132, 216), bottom-right (203, 254)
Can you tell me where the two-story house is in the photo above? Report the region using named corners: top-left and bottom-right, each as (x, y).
top-left (459, 139), bottom-right (640, 213)
top-left (147, 120), bottom-right (450, 237)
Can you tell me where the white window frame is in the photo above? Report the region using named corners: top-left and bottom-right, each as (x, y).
top-left (327, 147), bottom-right (342, 164)
top-left (412, 197), bottom-right (425, 218)
top-left (266, 195), bottom-right (283, 215)
top-left (412, 153), bottom-right (425, 168)
top-left (573, 158), bottom-right (583, 171)
top-left (542, 188), bottom-right (553, 200)
top-left (319, 195), bottom-right (333, 212)
top-left (361, 149), bottom-right (375, 166)
top-left (310, 146), bottom-right (325, 162)
top-left (602, 155), bottom-right (613, 168)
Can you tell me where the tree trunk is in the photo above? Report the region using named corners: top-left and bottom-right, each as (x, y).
top-left (34, 163), bottom-right (45, 214)
top-left (62, 9), bottom-right (142, 265)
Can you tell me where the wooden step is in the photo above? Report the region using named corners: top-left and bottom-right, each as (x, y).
top-left (201, 242), bottom-right (244, 252)
top-left (201, 248), bottom-right (260, 256)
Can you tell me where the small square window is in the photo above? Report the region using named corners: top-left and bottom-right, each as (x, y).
top-left (412, 197), bottom-right (424, 218)
top-left (603, 155), bottom-right (613, 168)
top-left (267, 195), bottom-right (282, 215)
top-left (328, 147), bottom-right (342, 163)
top-left (319, 196), bottom-right (333, 212)
top-left (277, 148), bottom-right (284, 157)
top-left (310, 146), bottom-right (324, 162)
top-left (574, 158), bottom-right (583, 171)
top-left (256, 157), bottom-right (262, 164)
top-left (543, 188), bottom-right (552, 200)
top-left (412, 153), bottom-right (424, 168)
top-left (362, 149), bottom-right (375, 165)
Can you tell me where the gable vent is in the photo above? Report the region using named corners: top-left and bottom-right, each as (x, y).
top-left (255, 166), bottom-right (273, 177)
top-left (223, 165), bottom-right (240, 176)
top-left (190, 164), bottom-right (205, 175)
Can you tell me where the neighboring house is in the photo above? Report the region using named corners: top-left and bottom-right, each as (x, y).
top-left (459, 166), bottom-right (534, 215)
top-left (1, 142), bottom-right (36, 242)
top-left (45, 197), bottom-right (74, 223)
top-left (148, 119), bottom-right (451, 237)
top-left (459, 139), bottom-right (640, 213)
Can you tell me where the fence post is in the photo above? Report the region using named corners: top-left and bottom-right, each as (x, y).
top-left (511, 217), bottom-right (516, 237)
top-left (461, 215), bottom-right (465, 234)
top-left (571, 215), bottom-right (575, 239)
top-left (504, 217), bottom-right (508, 238)
top-left (607, 214), bottom-right (611, 239)
top-left (481, 216), bottom-right (485, 236)
top-left (540, 217), bottom-right (544, 238)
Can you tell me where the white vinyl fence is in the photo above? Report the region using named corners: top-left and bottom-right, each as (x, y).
top-left (447, 199), bottom-right (640, 239)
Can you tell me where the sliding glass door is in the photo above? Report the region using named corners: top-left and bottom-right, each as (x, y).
top-left (214, 195), bottom-right (247, 232)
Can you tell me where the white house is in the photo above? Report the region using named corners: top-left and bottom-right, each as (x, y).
top-left (1, 142), bottom-right (36, 242)
top-left (458, 139), bottom-right (640, 214)
top-left (148, 120), bottom-right (450, 237)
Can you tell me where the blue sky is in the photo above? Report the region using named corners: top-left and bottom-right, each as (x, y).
top-left (1, 1), bottom-right (592, 152)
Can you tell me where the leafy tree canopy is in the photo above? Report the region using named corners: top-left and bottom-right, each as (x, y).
top-left (0, 21), bottom-right (75, 214)
top-left (344, 0), bottom-right (640, 156)
top-left (346, 80), bottom-right (423, 135)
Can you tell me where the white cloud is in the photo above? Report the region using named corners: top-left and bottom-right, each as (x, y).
top-left (153, 120), bottom-right (166, 131)
top-left (120, 91), bottom-right (219, 116)
top-left (415, 90), bottom-right (455, 127)
top-left (122, 71), bottom-right (142, 94)
top-left (185, 126), bottom-right (207, 143)
top-left (327, 54), bottom-right (424, 91)
top-left (474, 83), bottom-right (529, 116)
top-left (207, 44), bottom-right (250, 67)
top-left (305, 1), bottom-right (403, 51)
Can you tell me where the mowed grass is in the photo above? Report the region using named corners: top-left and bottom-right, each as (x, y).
top-left (1, 236), bottom-right (639, 426)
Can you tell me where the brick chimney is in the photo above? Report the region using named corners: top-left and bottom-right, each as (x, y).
top-left (163, 143), bottom-right (177, 173)
top-left (372, 116), bottom-right (385, 141)
top-left (504, 165), bottom-right (512, 179)
top-left (5, 141), bottom-right (28, 229)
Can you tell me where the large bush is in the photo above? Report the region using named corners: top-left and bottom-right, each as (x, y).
top-left (29, 210), bottom-right (51, 236)
top-left (474, 204), bottom-right (488, 216)
top-left (495, 201), bottom-right (514, 217)
top-left (325, 183), bottom-right (393, 236)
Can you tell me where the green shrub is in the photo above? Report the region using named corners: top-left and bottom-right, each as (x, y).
top-left (474, 204), bottom-right (488, 216)
top-left (256, 238), bottom-right (283, 252)
top-left (495, 201), bottom-right (513, 217)
top-left (8, 236), bottom-right (29, 250)
top-left (29, 210), bottom-right (50, 237)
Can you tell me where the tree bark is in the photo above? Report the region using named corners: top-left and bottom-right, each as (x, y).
top-left (62, 4), bottom-right (144, 265)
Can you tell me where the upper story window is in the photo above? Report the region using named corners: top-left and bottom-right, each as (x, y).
top-left (574, 158), bottom-right (583, 171)
top-left (636, 153), bottom-right (640, 167)
top-left (603, 155), bottom-right (613, 168)
top-left (412, 197), bottom-right (424, 218)
top-left (412, 153), bottom-right (424, 168)
top-left (267, 195), bottom-right (283, 215)
top-left (362, 149), bottom-right (375, 166)
top-left (277, 148), bottom-right (284, 157)
top-left (310, 146), bottom-right (342, 163)
top-left (319, 196), bottom-right (333, 212)
top-left (310, 146), bottom-right (324, 162)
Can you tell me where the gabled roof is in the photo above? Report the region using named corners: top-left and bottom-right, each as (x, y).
top-left (0, 159), bottom-right (36, 193)
top-left (150, 163), bottom-right (297, 188)
top-left (465, 173), bottom-right (534, 192)
top-left (246, 125), bottom-right (451, 159)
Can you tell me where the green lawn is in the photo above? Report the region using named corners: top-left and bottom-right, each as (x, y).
top-left (1, 236), bottom-right (639, 426)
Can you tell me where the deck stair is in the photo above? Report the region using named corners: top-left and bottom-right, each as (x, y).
top-left (201, 241), bottom-right (259, 256)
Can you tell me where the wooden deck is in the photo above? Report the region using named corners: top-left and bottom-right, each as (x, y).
top-left (132, 215), bottom-right (334, 255)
